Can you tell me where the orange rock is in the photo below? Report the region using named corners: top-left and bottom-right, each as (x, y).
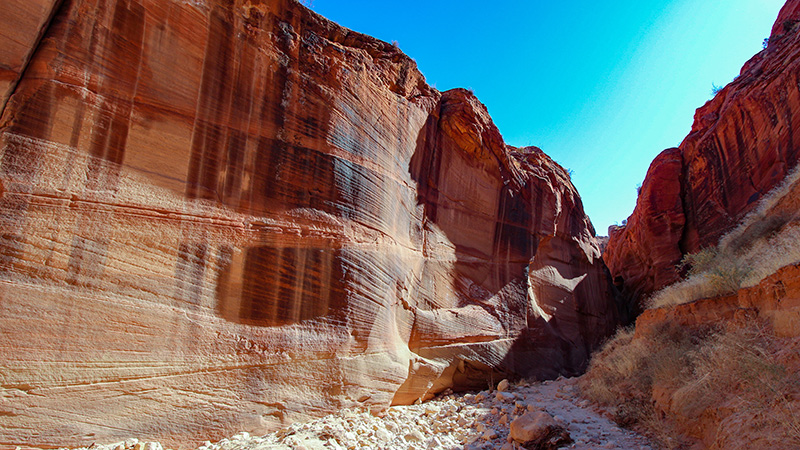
top-left (604, 148), bottom-right (685, 314)
top-left (771, 0), bottom-right (800, 41)
top-left (633, 262), bottom-right (800, 449)
top-left (0, 0), bottom-right (616, 447)
top-left (635, 263), bottom-right (800, 339)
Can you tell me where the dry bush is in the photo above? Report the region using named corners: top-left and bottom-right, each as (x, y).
top-left (579, 324), bottom-right (696, 431)
top-left (647, 246), bottom-right (750, 309)
top-left (678, 248), bottom-right (717, 276)
top-left (646, 275), bottom-right (718, 309)
top-left (581, 321), bottom-right (800, 449)
top-left (741, 223), bottom-right (800, 286)
top-left (579, 327), bottom-right (647, 407)
top-left (704, 250), bottom-right (751, 294)
top-left (725, 212), bottom-right (791, 253)
top-left (650, 221), bottom-right (800, 309)
top-left (674, 322), bottom-right (800, 449)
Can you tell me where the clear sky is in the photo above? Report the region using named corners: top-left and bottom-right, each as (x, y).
top-left (304, 0), bottom-right (785, 235)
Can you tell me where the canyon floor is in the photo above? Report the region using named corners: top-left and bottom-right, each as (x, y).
top-left (70, 378), bottom-right (654, 450)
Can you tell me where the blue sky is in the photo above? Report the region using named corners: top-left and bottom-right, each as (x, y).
top-left (305, 0), bottom-right (785, 235)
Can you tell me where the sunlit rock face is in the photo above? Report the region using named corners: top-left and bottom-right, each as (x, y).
top-left (0, 0), bottom-right (617, 447)
top-left (605, 0), bottom-right (800, 310)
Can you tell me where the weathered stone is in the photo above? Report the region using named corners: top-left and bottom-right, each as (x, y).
top-left (771, 0), bottom-right (800, 40)
top-left (0, 0), bottom-right (616, 447)
top-left (497, 379), bottom-right (510, 392)
top-left (405, 430), bottom-right (424, 442)
top-left (509, 410), bottom-right (572, 449)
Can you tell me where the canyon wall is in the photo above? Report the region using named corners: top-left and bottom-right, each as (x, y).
top-left (605, 0), bottom-right (800, 308)
top-left (0, 0), bottom-right (617, 447)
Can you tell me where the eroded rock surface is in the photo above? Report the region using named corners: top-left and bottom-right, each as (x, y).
top-left (0, 0), bottom-right (616, 447)
top-left (636, 263), bottom-right (800, 340)
top-left (605, 0), bottom-right (800, 308)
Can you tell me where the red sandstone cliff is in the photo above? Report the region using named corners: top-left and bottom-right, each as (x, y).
top-left (605, 0), bottom-right (800, 308)
top-left (0, 0), bottom-right (617, 447)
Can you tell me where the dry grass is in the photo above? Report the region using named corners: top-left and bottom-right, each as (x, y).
top-left (648, 222), bottom-right (800, 309)
top-left (677, 322), bottom-right (800, 449)
top-left (579, 324), bottom-right (699, 448)
top-left (581, 321), bottom-right (800, 449)
top-left (585, 165), bottom-right (800, 447)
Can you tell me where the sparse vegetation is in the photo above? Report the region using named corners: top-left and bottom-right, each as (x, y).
top-left (582, 163), bottom-right (800, 448)
top-left (711, 83), bottom-right (724, 95)
top-left (579, 324), bottom-right (696, 448)
top-left (675, 246), bottom-right (751, 295)
top-left (581, 320), bottom-right (800, 449)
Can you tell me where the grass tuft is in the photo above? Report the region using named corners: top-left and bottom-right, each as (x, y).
top-left (581, 321), bottom-right (800, 448)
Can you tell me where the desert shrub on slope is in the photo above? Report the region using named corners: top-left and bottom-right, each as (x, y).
top-left (580, 320), bottom-right (800, 449)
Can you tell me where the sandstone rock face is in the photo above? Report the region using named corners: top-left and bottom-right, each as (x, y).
top-left (605, 0), bottom-right (800, 307)
top-left (604, 148), bottom-right (685, 315)
top-left (0, 0), bottom-right (616, 447)
top-left (771, 0), bottom-right (800, 41)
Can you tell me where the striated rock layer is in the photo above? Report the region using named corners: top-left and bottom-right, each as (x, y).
top-left (0, 0), bottom-right (617, 447)
top-left (605, 0), bottom-right (800, 309)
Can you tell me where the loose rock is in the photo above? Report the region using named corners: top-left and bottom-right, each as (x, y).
top-left (510, 410), bottom-right (573, 449)
top-left (498, 379), bottom-right (510, 392)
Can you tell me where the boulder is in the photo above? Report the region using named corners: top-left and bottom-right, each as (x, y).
top-left (509, 410), bottom-right (572, 449)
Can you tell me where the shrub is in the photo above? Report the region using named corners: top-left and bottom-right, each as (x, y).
top-left (579, 324), bottom-right (694, 428)
top-left (678, 247), bottom-right (717, 277)
top-left (581, 321), bottom-right (800, 448)
top-left (663, 247), bottom-right (751, 303)
top-left (703, 250), bottom-right (751, 294)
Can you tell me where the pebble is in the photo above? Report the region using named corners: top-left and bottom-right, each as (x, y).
top-left (405, 430), bottom-right (424, 442)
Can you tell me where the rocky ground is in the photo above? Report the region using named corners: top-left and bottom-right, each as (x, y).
top-left (65, 378), bottom-right (654, 450)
